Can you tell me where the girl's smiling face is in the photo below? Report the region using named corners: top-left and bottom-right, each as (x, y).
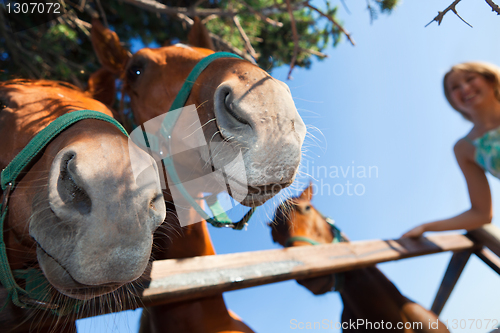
top-left (446, 70), bottom-right (497, 118)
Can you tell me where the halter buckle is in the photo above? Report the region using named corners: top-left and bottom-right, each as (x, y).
top-left (18, 295), bottom-right (60, 310)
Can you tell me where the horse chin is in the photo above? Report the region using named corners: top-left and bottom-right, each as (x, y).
top-left (36, 246), bottom-right (122, 300)
top-left (240, 193), bottom-right (275, 207)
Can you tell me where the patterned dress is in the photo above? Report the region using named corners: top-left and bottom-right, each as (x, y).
top-left (469, 128), bottom-right (500, 178)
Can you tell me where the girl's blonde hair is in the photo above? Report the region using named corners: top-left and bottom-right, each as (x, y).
top-left (443, 62), bottom-right (500, 121)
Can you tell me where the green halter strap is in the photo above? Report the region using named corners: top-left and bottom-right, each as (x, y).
top-left (0, 110), bottom-right (128, 313)
top-left (146, 52), bottom-right (256, 230)
top-left (285, 214), bottom-right (345, 292)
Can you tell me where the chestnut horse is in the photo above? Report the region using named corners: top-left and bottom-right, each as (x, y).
top-left (269, 183), bottom-right (450, 333)
top-left (90, 18), bottom-right (305, 332)
top-left (0, 80), bottom-right (166, 333)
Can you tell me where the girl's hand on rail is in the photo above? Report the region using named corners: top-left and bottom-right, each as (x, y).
top-left (402, 224), bottom-right (426, 238)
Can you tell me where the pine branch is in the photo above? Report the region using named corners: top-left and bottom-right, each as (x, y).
top-left (425, 0), bottom-right (472, 27)
top-left (304, 1), bottom-right (356, 46)
top-left (485, 0), bottom-right (500, 15)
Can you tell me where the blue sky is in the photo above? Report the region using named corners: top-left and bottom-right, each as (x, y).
top-left (77, 1), bottom-right (500, 332)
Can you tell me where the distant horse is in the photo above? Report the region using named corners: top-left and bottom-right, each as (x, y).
top-left (89, 18), bottom-right (301, 332)
top-left (269, 183), bottom-right (450, 333)
top-left (0, 80), bottom-right (166, 333)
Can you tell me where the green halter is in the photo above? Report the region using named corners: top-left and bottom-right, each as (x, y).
top-left (285, 214), bottom-right (345, 292)
top-left (0, 110), bottom-right (128, 313)
top-left (143, 52), bottom-right (256, 230)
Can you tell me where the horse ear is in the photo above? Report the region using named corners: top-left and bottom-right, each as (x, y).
top-left (91, 19), bottom-right (131, 75)
top-left (299, 182), bottom-right (314, 201)
top-left (87, 68), bottom-right (116, 108)
top-left (187, 17), bottom-right (215, 50)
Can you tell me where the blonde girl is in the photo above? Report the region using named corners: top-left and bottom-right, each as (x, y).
top-left (403, 62), bottom-right (500, 237)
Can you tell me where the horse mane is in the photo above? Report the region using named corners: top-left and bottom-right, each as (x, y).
top-left (0, 79), bottom-right (83, 92)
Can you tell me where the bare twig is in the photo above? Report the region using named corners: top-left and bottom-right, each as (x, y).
top-left (83, 3), bottom-right (99, 18)
top-left (95, 0), bottom-right (108, 27)
top-left (120, 0), bottom-right (235, 17)
top-left (120, 0), bottom-right (292, 20)
top-left (285, 0), bottom-right (299, 80)
top-left (304, 1), bottom-right (356, 46)
top-left (366, 0), bottom-right (376, 24)
top-left (340, 0), bottom-right (351, 15)
top-left (300, 47), bottom-right (328, 58)
top-left (425, 0), bottom-right (472, 27)
top-left (74, 17), bottom-right (92, 30)
top-left (233, 0), bottom-right (283, 27)
top-left (78, 0), bottom-right (87, 12)
top-left (485, 0), bottom-right (500, 14)
top-left (233, 15), bottom-right (258, 60)
top-left (208, 32), bottom-right (256, 64)
top-left (201, 14), bottom-right (218, 24)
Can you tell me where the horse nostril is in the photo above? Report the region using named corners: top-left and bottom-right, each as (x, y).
top-left (220, 88), bottom-right (249, 126)
top-left (57, 152), bottom-right (92, 215)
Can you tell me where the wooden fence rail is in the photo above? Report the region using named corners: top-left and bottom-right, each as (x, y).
top-left (4, 232), bottom-right (492, 332)
top-left (141, 233), bottom-right (475, 307)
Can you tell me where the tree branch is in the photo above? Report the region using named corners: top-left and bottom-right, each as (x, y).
top-left (120, 0), bottom-right (293, 20)
top-left (208, 32), bottom-right (256, 64)
top-left (286, 0), bottom-right (299, 80)
top-left (233, 15), bottom-right (258, 60)
top-left (300, 47), bottom-right (328, 58)
top-left (233, 0), bottom-right (283, 27)
top-left (425, 0), bottom-right (472, 27)
top-left (95, 0), bottom-right (108, 27)
top-left (120, 0), bottom-right (236, 17)
top-left (304, 1), bottom-right (355, 46)
top-left (366, 0), bottom-right (376, 24)
top-left (485, 0), bottom-right (500, 15)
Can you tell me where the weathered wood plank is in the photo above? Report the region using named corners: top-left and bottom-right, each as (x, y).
top-left (430, 250), bottom-right (473, 316)
top-left (468, 224), bottom-right (500, 257)
top-left (475, 247), bottom-right (500, 276)
top-left (142, 233), bottom-right (475, 306)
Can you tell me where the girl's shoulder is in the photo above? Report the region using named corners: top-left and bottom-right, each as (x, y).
top-left (454, 137), bottom-right (476, 162)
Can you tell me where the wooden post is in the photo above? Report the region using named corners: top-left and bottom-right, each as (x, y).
top-left (474, 247), bottom-right (500, 276)
top-left (430, 249), bottom-right (473, 316)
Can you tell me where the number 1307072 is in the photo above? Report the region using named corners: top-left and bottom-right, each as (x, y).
top-left (5, 2), bottom-right (61, 14)
top-left (443, 319), bottom-right (498, 330)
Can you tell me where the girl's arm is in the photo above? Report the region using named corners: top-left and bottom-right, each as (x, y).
top-left (402, 138), bottom-right (492, 238)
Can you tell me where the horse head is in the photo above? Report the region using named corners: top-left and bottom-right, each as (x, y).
top-left (0, 81), bottom-right (166, 302)
top-left (90, 19), bottom-right (306, 207)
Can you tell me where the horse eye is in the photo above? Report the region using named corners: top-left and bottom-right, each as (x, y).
top-left (127, 65), bottom-right (143, 82)
top-left (304, 205), bottom-right (311, 211)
